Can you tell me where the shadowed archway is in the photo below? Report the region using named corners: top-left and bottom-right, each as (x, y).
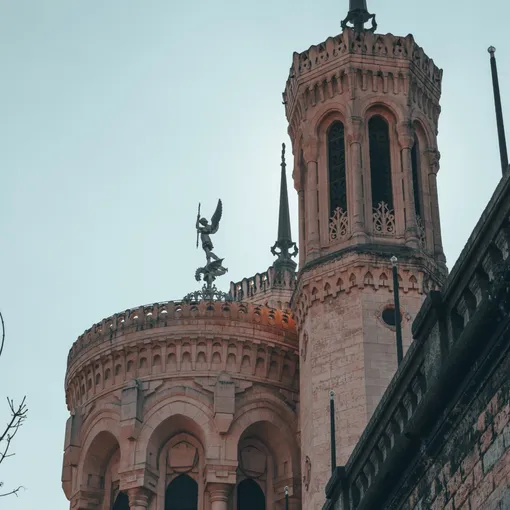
top-left (112, 491), bottom-right (130, 510)
top-left (237, 479), bottom-right (265, 510)
top-left (165, 474), bottom-right (198, 510)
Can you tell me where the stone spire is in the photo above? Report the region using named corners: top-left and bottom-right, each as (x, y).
top-left (341, 0), bottom-right (377, 34)
top-left (271, 143), bottom-right (298, 269)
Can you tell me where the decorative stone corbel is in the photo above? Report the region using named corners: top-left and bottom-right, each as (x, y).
top-left (302, 137), bottom-right (319, 164)
top-left (425, 148), bottom-right (441, 175)
top-left (396, 121), bottom-right (415, 150)
top-left (70, 488), bottom-right (103, 510)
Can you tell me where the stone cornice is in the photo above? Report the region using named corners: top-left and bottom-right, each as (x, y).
top-left (291, 244), bottom-right (445, 326)
top-left (67, 301), bottom-right (296, 369)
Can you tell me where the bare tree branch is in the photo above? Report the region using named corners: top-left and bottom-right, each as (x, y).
top-left (0, 310), bottom-right (28, 498)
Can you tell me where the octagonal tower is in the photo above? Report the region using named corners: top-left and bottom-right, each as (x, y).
top-left (282, 6), bottom-right (447, 508)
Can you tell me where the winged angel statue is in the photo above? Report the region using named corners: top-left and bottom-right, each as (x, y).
top-left (195, 199), bottom-right (228, 287)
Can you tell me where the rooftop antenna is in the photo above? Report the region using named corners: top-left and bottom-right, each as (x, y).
top-left (341, 0), bottom-right (377, 34)
top-left (488, 47), bottom-right (508, 174)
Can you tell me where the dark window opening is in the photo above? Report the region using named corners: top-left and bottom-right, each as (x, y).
top-left (165, 474), bottom-right (198, 510)
top-left (382, 306), bottom-right (402, 327)
top-left (369, 116), bottom-right (393, 210)
top-left (237, 479), bottom-right (265, 510)
top-left (411, 135), bottom-right (422, 218)
top-left (327, 121), bottom-right (347, 217)
top-left (112, 491), bottom-right (130, 510)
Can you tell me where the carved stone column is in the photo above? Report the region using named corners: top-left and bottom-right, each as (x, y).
top-left (426, 149), bottom-right (446, 262)
top-left (397, 122), bottom-right (419, 247)
top-left (347, 116), bottom-right (366, 239)
top-left (303, 138), bottom-right (320, 259)
top-left (298, 188), bottom-right (305, 267)
top-left (207, 483), bottom-right (232, 510)
top-left (127, 487), bottom-right (151, 510)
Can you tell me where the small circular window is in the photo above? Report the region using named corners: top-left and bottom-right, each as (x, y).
top-left (382, 306), bottom-right (402, 327)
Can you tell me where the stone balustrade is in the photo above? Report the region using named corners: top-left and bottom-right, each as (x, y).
top-left (323, 169), bottom-right (510, 509)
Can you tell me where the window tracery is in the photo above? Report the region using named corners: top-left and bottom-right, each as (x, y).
top-left (369, 115), bottom-right (395, 234)
top-left (327, 121), bottom-right (348, 241)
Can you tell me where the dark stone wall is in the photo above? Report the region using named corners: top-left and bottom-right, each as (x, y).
top-left (399, 346), bottom-right (510, 510)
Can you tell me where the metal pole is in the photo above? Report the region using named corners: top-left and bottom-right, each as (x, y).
top-left (488, 46), bottom-right (509, 174)
top-left (391, 256), bottom-right (403, 365)
top-left (330, 390), bottom-right (336, 473)
top-left (284, 486), bottom-right (289, 510)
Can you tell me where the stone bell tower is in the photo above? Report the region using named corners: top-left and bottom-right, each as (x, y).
top-left (282, 1), bottom-right (447, 507)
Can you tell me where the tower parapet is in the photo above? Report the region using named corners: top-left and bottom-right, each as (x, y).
top-left (284, 29), bottom-right (443, 143)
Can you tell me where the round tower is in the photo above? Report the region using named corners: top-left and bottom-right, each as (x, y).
top-left (61, 301), bottom-right (300, 510)
top-left (282, 4), bottom-right (447, 508)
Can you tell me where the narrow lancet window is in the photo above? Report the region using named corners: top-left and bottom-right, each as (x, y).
top-left (369, 116), bottom-right (393, 210)
top-left (411, 135), bottom-right (422, 218)
top-left (327, 121), bottom-right (347, 216)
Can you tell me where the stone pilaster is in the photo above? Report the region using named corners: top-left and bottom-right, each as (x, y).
top-left (347, 116), bottom-right (366, 240)
top-left (397, 122), bottom-right (419, 247)
top-left (303, 137), bottom-right (320, 259)
top-left (426, 149), bottom-right (446, 263)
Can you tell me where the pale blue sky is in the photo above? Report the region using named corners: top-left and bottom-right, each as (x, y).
top-left (0, 1), bottom-right (508, 508)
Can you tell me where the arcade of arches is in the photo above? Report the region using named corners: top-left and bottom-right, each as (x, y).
top-left (77, 412), bottom-right (299, 510)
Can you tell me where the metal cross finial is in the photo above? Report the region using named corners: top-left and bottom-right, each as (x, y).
top-left (341, 0), bottom-right (377, 34)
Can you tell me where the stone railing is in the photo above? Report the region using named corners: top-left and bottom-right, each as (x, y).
top-left (67, 300), bottom-right (296, 368)
top-left (323, 169), bottom-right (510, 510)
top-left (229, 265), bottom-right (296, 307)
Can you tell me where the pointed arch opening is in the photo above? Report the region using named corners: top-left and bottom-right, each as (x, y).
top-left (112, 491), bottom-right (130, 510)
top-left (165, 474), bottom-right (198, 510)
top-left (237, 479), bottom-right (265, 510)
top-left (327, 121), bottom-right (347, 218)
top-left (368, 115), bottom-right (393, 210)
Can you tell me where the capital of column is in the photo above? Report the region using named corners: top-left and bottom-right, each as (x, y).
top-left (127, 486), bottom-right (151, 509)
top-left (207, 482), bottom-right (233, 503)
top-left (302, 137), bottom-right (319, 163)
top-left (346, 116), bottom-right (363, 145)
top-left (397, 122), bottom-right (415, 149)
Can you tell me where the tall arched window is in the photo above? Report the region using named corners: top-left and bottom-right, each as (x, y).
top-left (368, 116), bottom-right (393, 210)
top-left (165, 474), bottom-right (198, 510)
top-left (411, 135), bottom-right (422, 218)
top-left (113, 491), bottom-right (130, 510)
top-left (327, 121), bottom-right (347, 217)
top-left (237, 479), bottom-right (265, 510)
